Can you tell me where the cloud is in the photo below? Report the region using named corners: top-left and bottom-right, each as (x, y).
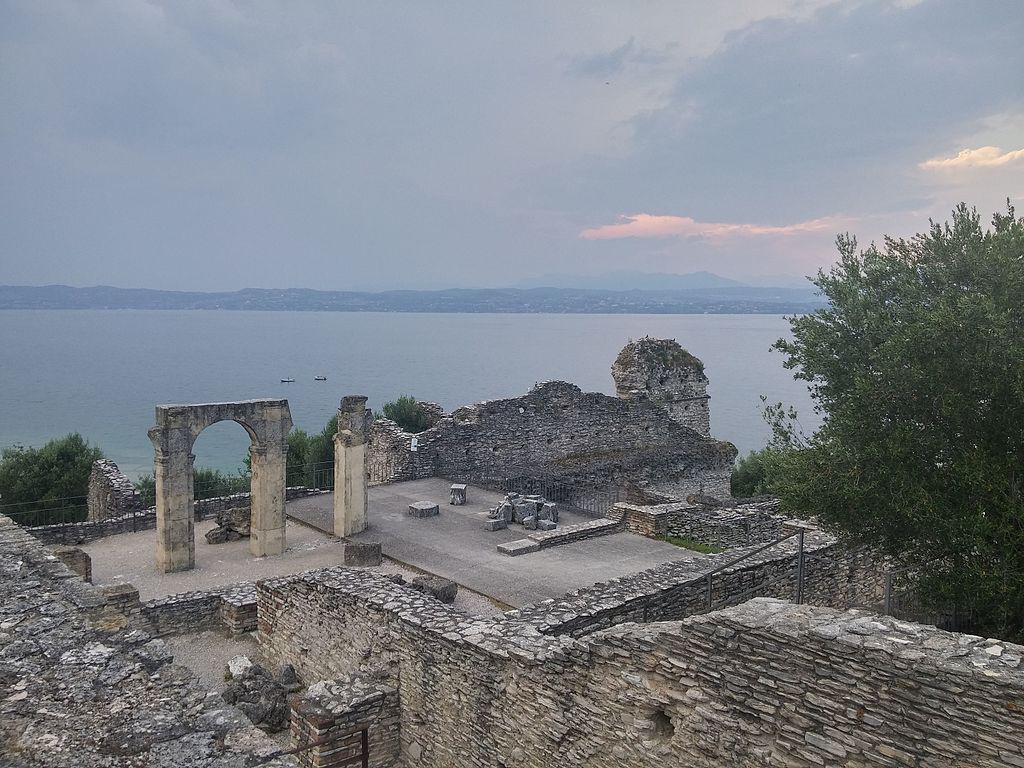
top-left (580, 213), bottom-right (845, 241)
top-left (920, 146), bottom-right (1024, 170)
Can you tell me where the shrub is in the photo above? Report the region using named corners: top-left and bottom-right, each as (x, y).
top-left (381, 395), bottom-right (433, 433)
top-left (0, 433), bottom-right (103, 525)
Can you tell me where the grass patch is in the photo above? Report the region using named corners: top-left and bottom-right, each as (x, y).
top-left (661, 535), bottom-right (724, 554)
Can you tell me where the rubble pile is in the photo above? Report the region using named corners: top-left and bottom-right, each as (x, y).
top-left (486, 492), bottom-right (558, 532)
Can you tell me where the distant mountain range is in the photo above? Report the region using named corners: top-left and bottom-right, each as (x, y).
top-left (0, 281), bottom-right (825, 314)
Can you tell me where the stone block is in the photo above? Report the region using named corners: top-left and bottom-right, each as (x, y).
top-left (343, 541), bottom-right (382, 566)
top-left (408, 501), bottom-right (440, 518)
top-left (523, 516), bottom-right (537, 530)
top-left (50, 545), bottom-right (92, 583)
top-left (449, 483), bottom-right (468, 505)
top-left (542, 502), bottom-right (558, 523)
top-left (537, 519), bottom-right (557, 531)
top-left (408, 575), bottom-right (458, 604)
top-left (497, 539), bottom-right (540, 557)
top-left (483, 519), bottom-right (507, 531)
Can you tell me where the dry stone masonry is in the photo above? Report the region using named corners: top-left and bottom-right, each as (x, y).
top-left (612, 336), bottom-right (711, 436)
top-left (86, 458), bottom-right (141, 522)
top-left (255, 565), bottom-right (1024, 768)
top-left (0, 513), bottom-right (296, 767)
top-left (368, 379), bottom-right (736, 500)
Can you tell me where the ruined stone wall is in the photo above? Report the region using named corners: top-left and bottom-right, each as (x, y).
top-left (257, 567), bottom-right (1024, 768)
top-left (23, 486), bottom-right (326, 546)
top-left (0, 514), bottom-right (295, 767)
top-left (506, 529), bottom-right (887, 637)
top-left (608, 500), bottom-right (785, 548)
top-left (612, 337), bottom-right (711, 436)
top-left (86, 458), bottom-right (140, 522)
top-left (368, 381), bottom-right (736, 499)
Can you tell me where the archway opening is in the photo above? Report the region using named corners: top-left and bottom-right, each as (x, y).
top-left (191, 419), bottom-right (256, 551)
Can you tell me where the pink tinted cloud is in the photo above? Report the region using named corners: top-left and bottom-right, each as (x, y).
top-left (920, 146), bottom-right (1024, 170)
top-left (579, 213), bottom-right (845, 241)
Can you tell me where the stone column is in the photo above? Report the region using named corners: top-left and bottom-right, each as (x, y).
top-left (334, 396), bottom-right (369, 537)
top-left (153, 447), bottom-right (196, 573)
top-left (249, 441), bottom-right (287, 557)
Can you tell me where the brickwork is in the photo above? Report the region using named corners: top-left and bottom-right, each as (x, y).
top-left (608, 499), bottom-right (785, 548)
top-left (256, 565), bottom-right (1024, 768)
top-left (368, 380), bottom-right (736, 499)
top-left (290, 676), bottom-right (400, 768)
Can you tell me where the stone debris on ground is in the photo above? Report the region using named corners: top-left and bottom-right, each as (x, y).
top-left (221, 657), bottom-right (299, 734)
top-left (407, 574), bottom-right (459, 604)
top-left (205, 505), bottom-right (252, 544)
top-left (486, 492), bottom-right (558, 532)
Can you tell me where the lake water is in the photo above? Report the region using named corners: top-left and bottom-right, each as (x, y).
top-left (0, 311), bottom-right (819, 479)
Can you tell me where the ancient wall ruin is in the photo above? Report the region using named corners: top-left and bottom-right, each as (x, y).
top-left (0, 513), bottom-right (295, 767)
top-left (612, 337), bottom-right (711, 436)
top-left (257, 566), bottom-right (1024, 768)
top-left (368, 380), bottom-right (737, 499)
top-left (86, 458), bottom-right (141, 522)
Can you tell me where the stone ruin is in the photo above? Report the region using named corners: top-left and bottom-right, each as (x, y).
top-left (485, 492), bottom-right (558, 531)
top-left (612, 336), bottom-right (711, 436)
top-left (204, 505), bottom-right (251, 544)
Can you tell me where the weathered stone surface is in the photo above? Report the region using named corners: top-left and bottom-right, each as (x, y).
top-left (449, 483), bottom-right (468, 505)
top-left (148, 399), bottom-right (292, 572)
top-left (612, 337), bottom-right (711, 436)
top-left (367, 346), bottom-right (737, 501)
top-left (258, 566), bottom-right (1024, 768)
top-left (0, 514), bottom-right (295, 767)
top-left (483, 519), bottom-right (507, 531)
top-left (408, 575), bottom-right (458, 604)
top-left (496, 539), bottom-right (540, 556)
top-left (49, 545), bottom-right (92, 582)
top-left (343, 541), bottom-right (382, 567)
top-left (334, 395), bottom-right (371, 539)
top-left (222, 662), bottom-right (291, 733)
top-left (408, 501), bottom-right (440, 518)
top-left (537, 519), bottom-right (557, 531)
top-left (86, 459), bottom-right (141, 522)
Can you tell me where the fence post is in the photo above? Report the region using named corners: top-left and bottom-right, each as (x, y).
top-left (883, 572), bottom-right (893, 615)
top-left (795, 527), bottom-right (805, 605)
top-left (705, 572), bottom-right (713, 609)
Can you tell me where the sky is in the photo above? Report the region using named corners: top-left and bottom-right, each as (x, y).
top-left (1, 0), bottom-right (1022, 291)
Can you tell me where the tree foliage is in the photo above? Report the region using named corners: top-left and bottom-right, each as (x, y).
top-left (0, 433), bottom-right (104, 524)
top-left (382, 395), bottom-right (433, 433)
top-left (770, 203), bottom-right (1024, 639)
top-left (730, 447), bottom-right (778, 497)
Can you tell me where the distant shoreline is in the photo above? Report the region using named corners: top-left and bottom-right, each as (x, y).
top-left (0, 284), bottom-right (825, 315)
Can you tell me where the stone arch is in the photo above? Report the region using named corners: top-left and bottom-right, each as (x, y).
top-left (148, 399), bottom-right (293, 573)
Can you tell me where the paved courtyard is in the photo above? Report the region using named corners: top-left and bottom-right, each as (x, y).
top-left (287, 477), bottom-right (702, 608)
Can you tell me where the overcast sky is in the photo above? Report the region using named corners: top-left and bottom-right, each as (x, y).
top-left (1, 0), bottom-right (1022, 290)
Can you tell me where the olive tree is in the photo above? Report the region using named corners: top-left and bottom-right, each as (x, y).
top-left (769, 202), bottom-right (1024, 639)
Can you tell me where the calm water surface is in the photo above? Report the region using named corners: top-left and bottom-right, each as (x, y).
top-left (0, 311), bottom-right (819, 478)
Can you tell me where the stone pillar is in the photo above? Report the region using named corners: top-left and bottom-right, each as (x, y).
top-left (249, 441), bottom-right (287, 557)
top-left (153, 448), bottom-right (196, 573)
top-left (334, 396), bottom-right (369, 537)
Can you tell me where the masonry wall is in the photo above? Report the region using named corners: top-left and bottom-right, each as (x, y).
top-left (26, 486), bottom-right (325, 546)
top-left (367, 381), bottom-right (737, 499)
top-left (257, 567), bottom-right (1024, 768)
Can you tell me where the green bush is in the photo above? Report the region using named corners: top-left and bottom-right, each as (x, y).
top-left (135, 466), bottom-right (250, 506)
top-left (0, 433), bottom-right (103, 525)
top-left (730, 448), bottom-right (778, 496)
top-left (381, 395), bottom-right (432, 433)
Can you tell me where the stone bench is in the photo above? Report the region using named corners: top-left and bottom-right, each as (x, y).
top-left (408, 501), bottom-right (440, 518)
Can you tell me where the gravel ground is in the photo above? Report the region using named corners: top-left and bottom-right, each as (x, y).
top-left (81, 518), bottom-right (507, 616)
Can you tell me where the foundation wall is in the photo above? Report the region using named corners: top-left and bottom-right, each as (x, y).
top-left (368, 381), bottom-right (736, 499)
top-left (256, 567), bottom-right (1024, 768)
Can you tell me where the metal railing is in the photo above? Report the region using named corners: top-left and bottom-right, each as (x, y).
top-left (473, 468), bottom-right (622, 518)
top-left (0, 495), bottom-right (89, 528)
top-left (251, 725), bottom-right (369, 767)
top-left (704, 527), bottom-right (806, 612)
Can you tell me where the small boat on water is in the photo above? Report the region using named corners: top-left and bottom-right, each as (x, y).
top-left (280, 378), bottom-right (295, 383)
top-left (314, 375), bottom-right (328, 381)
